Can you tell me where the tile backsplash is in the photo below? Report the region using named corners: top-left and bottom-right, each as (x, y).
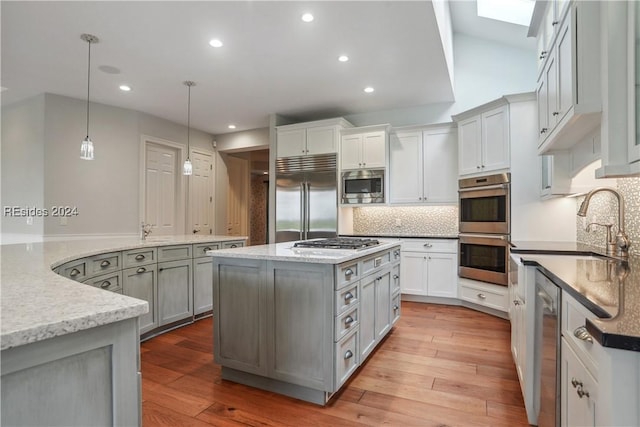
top-left (576, 177), bottom-right (640, 255)
top-left (353, 206), bottom-right (458, 236)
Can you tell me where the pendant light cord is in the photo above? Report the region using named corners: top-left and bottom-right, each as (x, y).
top-left (187, 83), bottom-right (191, 160)
top-left (86, 39), bottom-right (91, 139)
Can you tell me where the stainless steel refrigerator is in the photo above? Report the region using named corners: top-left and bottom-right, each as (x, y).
top-left (275, 153), bottom-right (338, 243)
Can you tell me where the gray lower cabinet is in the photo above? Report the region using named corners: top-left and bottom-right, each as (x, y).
top-left (157, 259), bottom-right (192, 326)
top-left (122, 264), bottom-right (158, 334)
top-left (359, 275), bottom-right (377, 359)
top-left (193, 256), bottom-right (214, 316)
top-left (1, 318), bottom-right (141, 427)
top-left (375, 269), bottom-right (392, 340)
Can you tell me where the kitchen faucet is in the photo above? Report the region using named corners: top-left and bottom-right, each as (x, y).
top-left (577, 187), bottom-right (631, 258)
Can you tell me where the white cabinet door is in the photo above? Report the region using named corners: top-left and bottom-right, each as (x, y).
top-left (537, 73), bottom-right (550, 145)
top-left (341, 134), bottom-right (362, 170)
top-left (556, 17), bottom-right (572, 125)
top-left (426, 253), bottom-right (457, 298)
top-left (423, 127), bottom-right (457, 203)
top-left (562, 339), bottom-right (598, 427)
top-left (306, 126), bottom-right (336, 155)
top-left (361, 131), bottom-right (386, 168)
top-left (400, 252), bottom-right (428, 295)
top-left (545, 50), bottom-right (559, 131)
top-left (389, 131), bottom-right (422, 203)
top-left (458, 116), bottom-right (482, 175)
top-left (481, 105), bottom-right (510, 172)
top-left (277, 129), bottom-right (306, 158)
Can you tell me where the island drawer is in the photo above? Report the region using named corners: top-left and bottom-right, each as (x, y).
top-left (193, 243), bottom-right (220, 258)
top-left (336, 262), bottom-right (359, 290)
top-left (59, 259), bottom-right (87, 282)
top-left (123, 248), bottom-right (157, 268)
top-left (335, 283), bottom-right (359, 315)
top-left (335, 305), bottom-right (359, 342)
top-left (391, 264), bottom-right (400, 294)
top-left (562, 290), bottom-right (599, 378)
top-left (391, 294), bottom-right (401, 325)
top-left (361, 250), bottom-right (391, 276)
top-left (83, 271), bottom-right (122, 293)
top-left (87, 252), bottom-right (121, 277)
top-left (335, 328), bottom-right (359, 389)
top-left (157, 244), bottom-right (192, 262)
top-left (222, 240), bottom-right (245, 249)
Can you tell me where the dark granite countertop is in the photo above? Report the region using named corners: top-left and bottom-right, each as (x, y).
top-left (511, 241), bottom-right (640, 352)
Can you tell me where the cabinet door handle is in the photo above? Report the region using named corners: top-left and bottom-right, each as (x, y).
top-left (477, 293), bottom-right (486, 300)
top-left (344, 315), bottom-right (354, 326)
top-left (393, 274), bottom-right (399, 280)
top-left (135, 254), bottom-right (145, 261)
top-left (69, 268), bottom-right (81, 277)
top-left (476, 165), bottom-right (481, 169)
top-left (552, 21), bottom-right (559, 26)
top-left (552, 111), bottom-right (559, 116)
top-left (577, 386), bottom-right (590, 399)
top-left (394, 250), bottom-right (400, 257)
top-left (100, 280), bottom-right (112, 289)
top-left (344, 291), bottom-right (354, 301)
top-left (393, 305), bottom-right (399, 311)
top-left (573, 326), bottom-right (594, 343)
top-left (571, 377), bottom-right (582, 388)
top-left (513, 300), bottom-right (520, 306)
top-left (100, 260), bottom-right (111, 268)
top-left (540, 128), bottom-right (548, 134)
top-left (539, 50), bottom-right (547, 59)
top-left (344, 350), bottom-right (354, 360)
top-left (136, 267), bottom-right (146, 274)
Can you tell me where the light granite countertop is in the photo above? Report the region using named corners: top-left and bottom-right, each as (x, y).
top-left (0, 235), bottom-right (246, 351)
top-left (207, 239), bottom-right (401, 264)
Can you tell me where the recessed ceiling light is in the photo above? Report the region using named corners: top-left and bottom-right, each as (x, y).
top-left (364, 87), bottom-right (375, 93)
top-left (119, 85), bottom-right (131, 92)
top-left (209, 39), bottom-right (224, 48)
top-left (338, 55), bottom-right (349, 62)
top-left (301, 13), bottom-right (314, 23)
top-left (228, 124), bottom-right (236, 129)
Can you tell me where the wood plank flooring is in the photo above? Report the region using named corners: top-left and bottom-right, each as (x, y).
top-left (140, 302), bottom-right (530, 426)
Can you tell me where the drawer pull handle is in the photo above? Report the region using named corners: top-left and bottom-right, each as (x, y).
top-left (571, 377), bottom-right (582, 388)
top-left (344, 316), bottom-right (354, 326)
top-left (573, 326), bottom-right (593, 344)
top-left (393, 274), bottom-right (399, 280)
top-left (394, 250), bottom-right (400, 257)
top-left (344, 291), bottom-right (354, 301)
top-left (477, 293), bottom-right (486, 300)
top-left (136, 267), bottom-right (146, 274)
top-left (203, 247), bottom-right (212, 252)
top-left (135, 254), bottom-right (145, 261)
top-left (230, 244), bottom-right (238, 248)
top-left (577, 386), bottom-right (590, 399)
top-left (69, 268), bottom-right (81, 277)
top-left (513, 300), bottom-right (520, 306)
top-left (393, 305), bottom-right (399, 311)
top-left (423, 243), bottom-right (433, 248)
top-left (100, 280), bottom-right (112, 289)
top-left (344, 268), bottom-right (354, 277)
top-left (100, 260), bottom-right (111, 268)
top-left (344, 350), bottom-right (354, 360)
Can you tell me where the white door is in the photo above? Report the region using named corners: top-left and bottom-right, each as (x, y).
top-left (226, 155), bottom-right (249, 236)
top-left (145, 143), bottom-right (178, 235)
top-left (189, 150), bottom-right (214, 235)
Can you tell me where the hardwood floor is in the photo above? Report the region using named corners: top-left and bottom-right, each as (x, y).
top-left (140, 302), bottom-right (530, 426)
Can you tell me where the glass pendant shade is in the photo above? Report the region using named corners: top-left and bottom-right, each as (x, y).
top-left (183, 158), bottom-right (193, 175)
top-left (80, 136), bottom-right (94, 160)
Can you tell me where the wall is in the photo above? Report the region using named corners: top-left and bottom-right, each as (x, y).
top-left (353, 206), bottom-right (458, 237)
top-left (576, 177), bottom-right (640, 256)
top-left (1, 93), bottom-right (215, 240)
top-left (1, 95), bottom-right (46, 243)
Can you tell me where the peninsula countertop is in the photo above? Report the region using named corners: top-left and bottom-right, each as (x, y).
top-left (206, 239), bottom-right (401, 264)
top-left (510, 241), bottom-right (640, 352)
top-left (0, 235), bottom-right (245, 351)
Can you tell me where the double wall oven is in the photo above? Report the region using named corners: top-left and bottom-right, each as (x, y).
top-left (458, 173), bottom-right (510, 286)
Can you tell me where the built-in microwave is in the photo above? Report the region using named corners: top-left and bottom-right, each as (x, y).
top-left (341, 169), bottom-right (385, 204)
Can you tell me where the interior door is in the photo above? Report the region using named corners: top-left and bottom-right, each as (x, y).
top-left (189, 150), bottom-right (214, 234)
top-left (145, 143), bottom-right (178, 235)
top-left (226, 155), bottom-right (249, 236)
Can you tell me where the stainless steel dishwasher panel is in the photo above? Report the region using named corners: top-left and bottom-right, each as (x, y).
top-left (534, 270), bottom-right (561, 427)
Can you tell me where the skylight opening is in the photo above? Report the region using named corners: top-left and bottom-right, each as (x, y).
top-left (477, 0), bottom-right (535, 27)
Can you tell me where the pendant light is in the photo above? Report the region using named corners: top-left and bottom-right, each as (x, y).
top-left (80, 33), bottom-right (99, 160)
top-left (183, 80), bottom-right (196, 175)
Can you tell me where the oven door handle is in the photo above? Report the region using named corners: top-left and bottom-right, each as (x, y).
top-left (458, 183), bottom-right (508, 192)
top-left (459, 233), bottom-right (507, 240)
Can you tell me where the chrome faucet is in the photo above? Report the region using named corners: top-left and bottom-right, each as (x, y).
top-left (141, 222), bottom-right (153, 240)
top-left (577, 187), bottom-right (631, 258)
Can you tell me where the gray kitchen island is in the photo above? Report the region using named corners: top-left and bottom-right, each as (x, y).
top-left (208, 238), bottom-right (401, 405)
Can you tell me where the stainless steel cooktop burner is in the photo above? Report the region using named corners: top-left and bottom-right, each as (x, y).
top-left (293, 237), bottom-right (380, 250)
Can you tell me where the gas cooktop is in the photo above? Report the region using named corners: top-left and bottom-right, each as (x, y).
top-left (293, 237), bottom-right (380, 250)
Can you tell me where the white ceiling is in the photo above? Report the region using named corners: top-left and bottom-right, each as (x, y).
top-left (1, 1), bottom-right (534, 136)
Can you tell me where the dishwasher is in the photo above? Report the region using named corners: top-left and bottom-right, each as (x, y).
top-left (534, 270), bottom-right (561, 427)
